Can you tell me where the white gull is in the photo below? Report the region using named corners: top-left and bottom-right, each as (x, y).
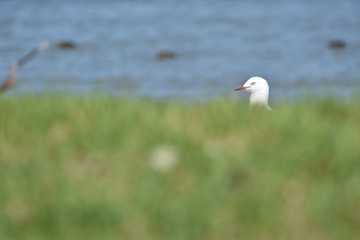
top-left (234, 76), bottom-right (272, 111)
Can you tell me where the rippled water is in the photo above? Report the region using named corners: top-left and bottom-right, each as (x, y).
top-left (1, 0), bottom-right (359, 101)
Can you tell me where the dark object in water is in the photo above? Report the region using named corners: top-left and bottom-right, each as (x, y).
top-left (54, 40), bottom-right (77, 49)
top-left (329, 40), bottom-right (346, 49)
top-left (156, 51), bottom-right (176, 60)
top-left (0, 40), bottom-right (75, 92)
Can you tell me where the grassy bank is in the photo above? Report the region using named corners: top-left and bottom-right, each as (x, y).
top-left (0, 96), bottom-right (359, 240)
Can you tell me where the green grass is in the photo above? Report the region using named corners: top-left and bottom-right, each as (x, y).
top-left (0, 96), bottom-right (359, 240)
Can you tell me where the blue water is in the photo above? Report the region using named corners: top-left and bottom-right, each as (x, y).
top-left (1, 0), bottom-right (360, 101)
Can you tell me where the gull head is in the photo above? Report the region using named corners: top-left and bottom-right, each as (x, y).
top-left (234, 77), bottom-right (272, 111)
top-left (234, 76), bottom-right (269, 94)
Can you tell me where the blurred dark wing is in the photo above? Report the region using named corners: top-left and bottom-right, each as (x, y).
top-left (0, 62), bottom-right (19, 91)
top-left (0, 40), bottom-right (75, 93)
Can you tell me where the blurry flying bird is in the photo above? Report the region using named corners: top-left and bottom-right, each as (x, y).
top-left (0, 40), bottom-right (76, 92)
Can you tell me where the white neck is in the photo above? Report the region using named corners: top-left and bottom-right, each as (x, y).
top-left (249, 91), bottom-right (272, 111)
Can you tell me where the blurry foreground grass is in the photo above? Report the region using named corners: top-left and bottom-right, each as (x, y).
top-left (0, 96), bottom-right (359, 240)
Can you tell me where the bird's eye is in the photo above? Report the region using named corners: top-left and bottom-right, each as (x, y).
top-left (251, 82), bottom-right (256, 85)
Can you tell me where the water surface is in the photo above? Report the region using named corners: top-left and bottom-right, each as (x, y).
top-left (1, 0), bottom-right (359, 101)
